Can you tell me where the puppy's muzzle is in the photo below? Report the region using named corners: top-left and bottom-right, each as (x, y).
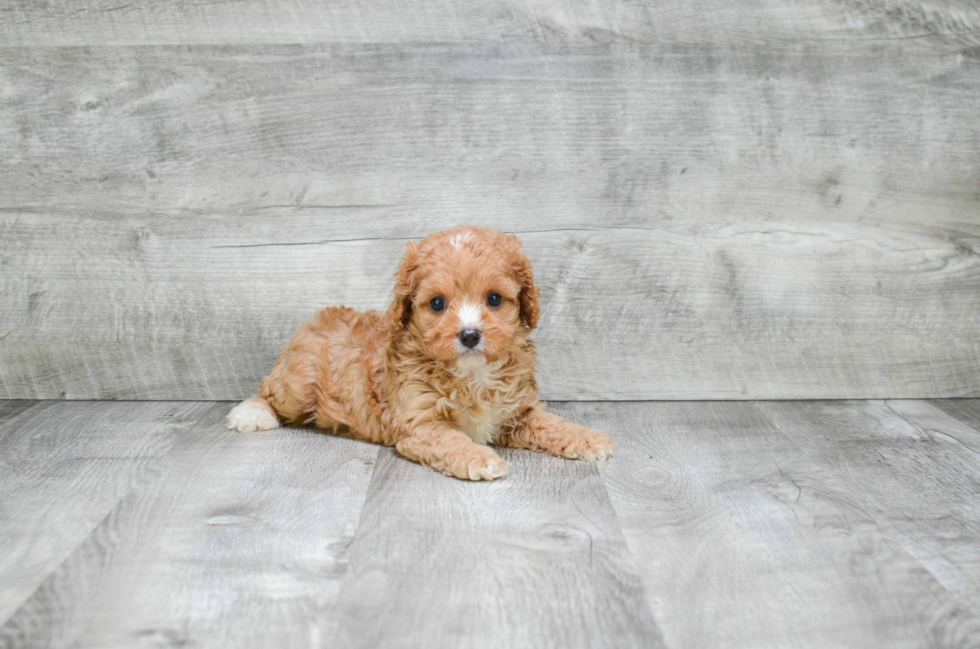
top-left (458, 328), bottom-right (481, 349)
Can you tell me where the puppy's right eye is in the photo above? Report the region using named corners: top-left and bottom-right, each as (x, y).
top-left (429, 296), bottom-right (446, 312)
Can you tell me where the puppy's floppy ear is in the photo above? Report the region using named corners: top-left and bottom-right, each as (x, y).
top-left (386, 241), bottom-right (420, 336)
top-left (505, 234), bottom-right (540, 330)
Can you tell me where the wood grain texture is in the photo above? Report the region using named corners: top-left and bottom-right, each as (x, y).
top-left (756, 399), bottom-right (980, 637)
top-left (1, 0), bottom-right (978, 46)
top-left (0, 400), bottom-right (212, 624)
top-left (330, 444), bottom-right (662, 649)
top-left (930, 398), bottom-right (980, 435)
top-left (0, 404), bottom-right (380, 649)
top-left (0, 401), bottom-right (38, 425)
top-left (869, 399), bottom-right (980, 606)
top-left (1, 41), bottom-right (978, 400)
top-left (563, 400), bottom-right (980, 648)
top-left (2, 399), bottom-right (980, 646)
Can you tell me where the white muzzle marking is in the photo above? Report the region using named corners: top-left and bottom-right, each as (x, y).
top-left (457, 301), bottom-right (483, 329)
top-left (455, 301), bottom-right (485, 360)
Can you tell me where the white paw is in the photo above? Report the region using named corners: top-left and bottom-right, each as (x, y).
top-left (227, 400), bottom-right (280, 433)
top-left (467, 455), bottom-right (510, 481)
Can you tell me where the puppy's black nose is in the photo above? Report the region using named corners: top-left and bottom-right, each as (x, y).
top-left (458, 329), bottom-right (481, 349)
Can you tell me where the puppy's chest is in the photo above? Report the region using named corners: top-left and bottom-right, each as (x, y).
top-left (455, 401), bottom-right (516, 446)
top-left (449, 368), bottom-right (521, 445)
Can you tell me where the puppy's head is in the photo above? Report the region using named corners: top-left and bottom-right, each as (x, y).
top-left (386, 227), bottom-right (540, 368)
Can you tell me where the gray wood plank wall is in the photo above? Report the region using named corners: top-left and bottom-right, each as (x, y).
top-left (1, 1), bottom-right (978, 400)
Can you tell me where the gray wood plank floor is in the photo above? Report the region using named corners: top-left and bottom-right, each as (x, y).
top-left (1, 399), bottom-right (979, 648)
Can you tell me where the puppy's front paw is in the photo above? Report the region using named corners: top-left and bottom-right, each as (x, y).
top-left (565, 428), bottom-right (615, 462)
top-left (227, 399), bottom-right (280, 433)
top-left (463, 447), bottom-right (510, 481)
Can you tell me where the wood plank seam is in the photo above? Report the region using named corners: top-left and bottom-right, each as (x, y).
top-left (0, 401), bottom-right (217, 628)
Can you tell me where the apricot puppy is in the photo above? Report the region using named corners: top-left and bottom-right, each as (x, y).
top-left (227, 226), bottom-right (614, 480)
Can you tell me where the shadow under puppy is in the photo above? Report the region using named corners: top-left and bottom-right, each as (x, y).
top-left (228, 226), bottom-right (614, 480)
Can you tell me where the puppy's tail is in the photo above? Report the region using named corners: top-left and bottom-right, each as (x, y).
top-left (227, 395), bottom-right (281, 433)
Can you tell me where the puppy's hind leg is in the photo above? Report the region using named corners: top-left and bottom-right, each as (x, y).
top-left (227, 395), bottom-right (281, 433)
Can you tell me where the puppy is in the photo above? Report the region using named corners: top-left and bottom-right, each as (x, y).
top-left (227, 226), bottom-right (614, 480)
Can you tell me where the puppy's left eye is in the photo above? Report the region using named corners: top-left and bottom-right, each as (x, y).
top-left (486, 292), bottom-right (502, 308)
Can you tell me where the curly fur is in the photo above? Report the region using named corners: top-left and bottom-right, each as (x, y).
top-left (227, 226), bottom-right (614, 480)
